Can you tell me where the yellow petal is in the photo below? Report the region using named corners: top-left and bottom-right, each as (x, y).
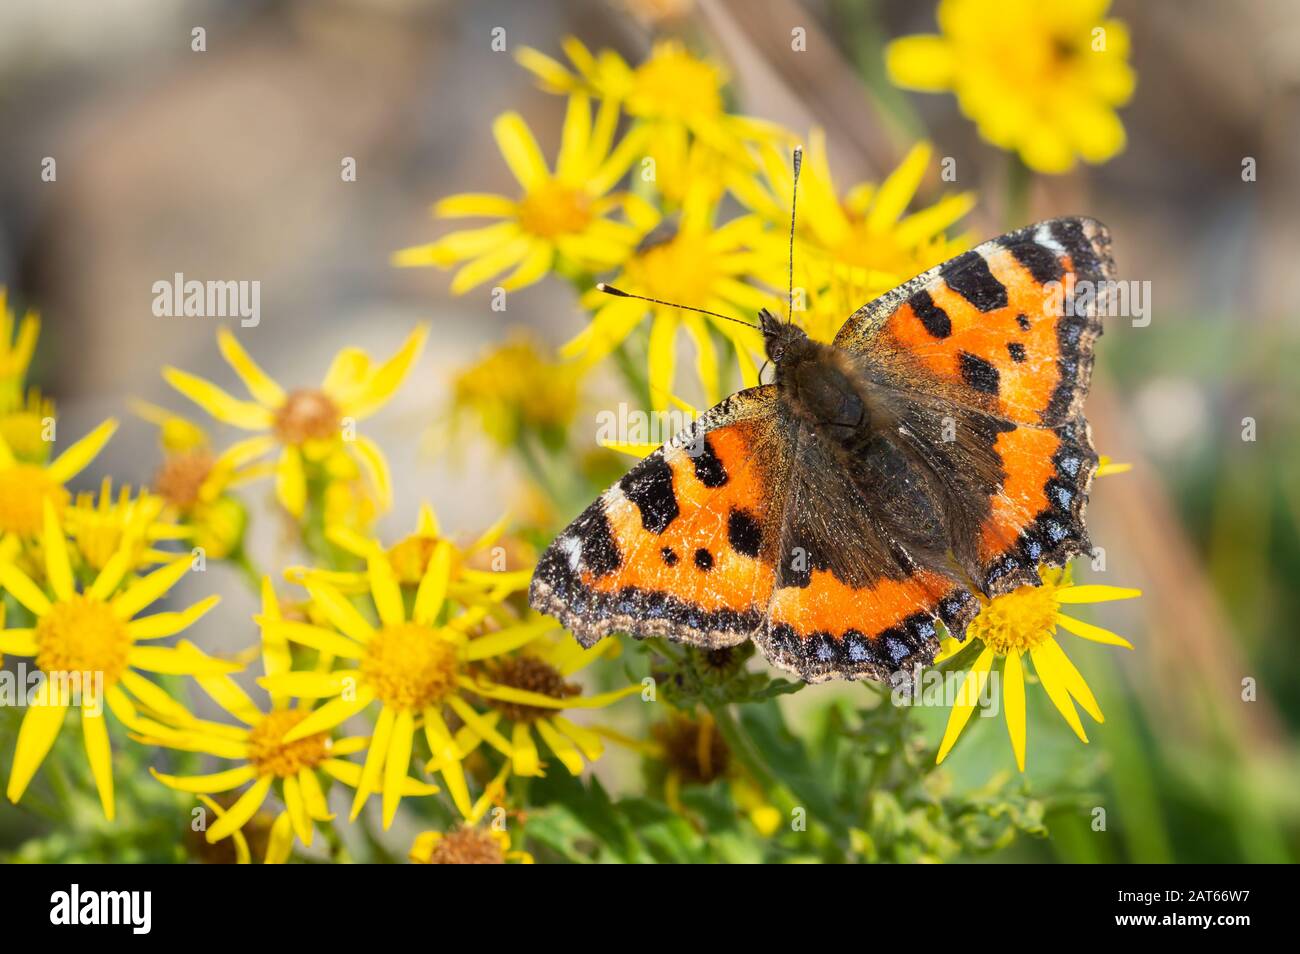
top-left (463, 619), bottom-right (554, 660)
top-left (217, 330), bottom-right (286, 407)
top-left (446, 696), bottom-right (514, 758)
top-left (534, 717), bottom-right (584, 774)
top-left (46, 418), bottom-right (118, 483)
top-left (266, 810), bottom-right (294, 864)
top-left (1056, 612), bottom-right (1134, 649)
top-left (164, 368), bottom-right (274, 430)
top-left (434, 192), bottom-right (517, 218)
top-left (206, 775), bottom-right (273, 843)
top-left (367, 552), bottom-right (406, 627)
top-left (303, 580), bottom-right (375, 644)
top-left (127, 594), bottom-right (221, 640)
top-left (349, 705), bottom-right (394, 821)
top-left (1030, 643), bottom-right (1088, 743)
top-left (298, 767), bottom-right (333, 821)
top-left (424, 707), bottom-right (471, 816)
top-left (81, 708), bottom-right (115, 819)
top-left (646, 312), bottom-right (678, 412)
top-left (1036, 636), bottom-right (1104, 723)
top-left (493, 111), bottom-right (550, 191)
top-left (275, 447), bottom-right (307, 518)
top-left (127, 644), bottom-right (241, 675)
top-left (282, 685), bottom-right (375, 742)
top-left (935, 646), bottom-right (994, 764)
top-left (42, 499), bottom-right (74, 601)
top-left (350, 436), bottom-right (391, 512)
top-left (0, 628), bottom-right (37, 654)
top-left (1003, 650), bottom-right (1027, 772)
top-left (382, 710), bottom-right (415, 829)
top-left (150, 764), bottom-right (258, 794)
top-left (112, 555), bottom-right (193, 619)
top-left (258, 619), bottom-right (366, 659)
top-left (551, 715), bottom-right (604, 761)
top-left (340, 325), bottom-right (429, 420)
top-left (511, 721), bottom-right (541, 777)
top-left (195, 672), bottom-right (263, 725)
top-left (1055, 584), bottom-right (1142, 604)
top-left (7, 693), bottom-right (68, 803)
top-left (412, 540), bottom-right (452, 626)
top-left (867, 141), bottom-right (931, 232)
top-left (282, 773), bottom-right (312, 845)
top-left (258, 670), bottom-right (358, 699)
top-left (0, 562), bottom-right (51, 617)
top-left (885, 35), bottom-right (955, 91)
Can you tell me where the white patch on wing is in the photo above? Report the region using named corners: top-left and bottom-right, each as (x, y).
top-left (558, 535), bottom-right (582, 571)
top-left (1033, 223), bottom-right (1066, 255)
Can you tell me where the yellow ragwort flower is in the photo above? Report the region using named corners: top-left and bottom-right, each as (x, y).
top-left (0, 418), bottom-right (116, 541)
top-left (410, 823), bottom-right (533, 864)
top-left (162, 327), bottom-right (426, 518)
top-left (934, 564), bottom-right (1141, 771)
top-left (464, 630), bottom-right (641, 778)
top-left (736, 135), bottom-right (975, 342)
top-left (0, 500), bottom-right (230, 819)
top-left (566, 183), bottom-right (776, 408)
top-left (141, 579), bottom-right (433, 857)
top-left (63, 477), bottom-right (189, 576)
top-left (451, 333), bottom-right (581, 451)
top-left (394, 94), bottom-right (655, 293)
top-left (517, 38), bottom-right (786, 175)
top-left (886, 0), bottom-right (1135, 173)
top-left (260, 541), bottom-right (569, 823)
top-left (0, 391), bottom-right (55, 464)
top-left (134, 400), bottom-right (268, 559)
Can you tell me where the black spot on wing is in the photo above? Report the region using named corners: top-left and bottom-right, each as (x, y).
top-left (727, 508), bottom-right (762, 558)
top-left (959, 351), bottom-right (1001, 395)
top-left (908, 289), bottom-right (951, 338)
top-left (693, 548), bottom-right (714, 571)
top-left (1016, 313), bottom-right (1032, 331)
top-left (941, 251), bottom-right (1007, 312)
top-left (690, 435), bottom-right (728, 487)
top-left (661, 547), bottom-right (678, 566)
top-left (1007, 342), bottom-right (1027, 363)
top-left (1005, 239), bottom-right (1064, 284)
top-left (619, 454), bottom-right (678, 534)
top-left (571, 508), bottom-right (620, 577)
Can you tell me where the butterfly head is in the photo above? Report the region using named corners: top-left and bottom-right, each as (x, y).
top-left (760, 308), bottom-right (808, 365)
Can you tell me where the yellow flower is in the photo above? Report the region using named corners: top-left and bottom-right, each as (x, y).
top-left (0, 288), bottom-right (40, 403)
top-left (0, 418), bottom-right (116, 541)
top-left (134, 401), bottom-right (267, 559)
top-left (0, 391), bottom-right (55, 464)
top-left (450, 333), bottom-right (581, 451)
top-left (140, 579), bottom-right (432, 857)
top-left (0, 500), bottom-right (230, 819)
top-left (162, 327), bottom-right (427, 518)
top-left (288, 504), bottom-right (530, 618)
top-left (517, 38), bottom-right (785, 181)
top-left (394, 94), bottom-right (655, 293)
top-left (191, 794), bottom-right (293, 865)
top-left (886, 0), bottom-right (1135, 173)
top-left (63, 477), bottom-right (188, 575)
top-left (410, 823), bottom-right (533, 864)
top-left (465, 630), bottom-right (641, 778)
top-left (934, 564), bottom-right (1141, 771)
top-left (261, 542), bottom-right (567, 823)
top-left (737, 135), bottom-right (975, 342)
top-left (566, 184), bottom-right (775, 408)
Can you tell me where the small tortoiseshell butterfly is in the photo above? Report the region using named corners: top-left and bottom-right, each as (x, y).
top-left (530, 151), bottom-right (1114, 683)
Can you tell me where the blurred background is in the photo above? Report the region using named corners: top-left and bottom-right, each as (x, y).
top-left (1, 0), bottom-right (1297, 862)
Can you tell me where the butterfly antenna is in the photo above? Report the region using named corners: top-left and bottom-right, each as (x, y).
top-left (787, 144), bottom-right (802, 324)
top-left (595, 284), bottom-right (758, 330)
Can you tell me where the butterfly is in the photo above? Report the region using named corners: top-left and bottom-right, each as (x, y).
top-left (530, 154), bottom-right (1113, 683)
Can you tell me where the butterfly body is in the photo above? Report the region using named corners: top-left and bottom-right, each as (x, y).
top-left (531, 217), bottom-right (1114, 683)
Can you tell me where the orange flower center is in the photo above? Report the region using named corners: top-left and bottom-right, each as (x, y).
top-left (273, 389), bottom-right (341, 445)
top-left (0, 465), bottom-right (68, 537)
top-left (517, 180), bottom-right (593, 239)
top-left (247, 709), bottom-right (330, 777)
top-left (154, 450), bottom-right (215, 511)
top-left (35, 595), bottom-right (132, 688)
top-left (421, 828), bottom-right (505, 864)
top-left (361, 623), bottom-right (460, 711)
